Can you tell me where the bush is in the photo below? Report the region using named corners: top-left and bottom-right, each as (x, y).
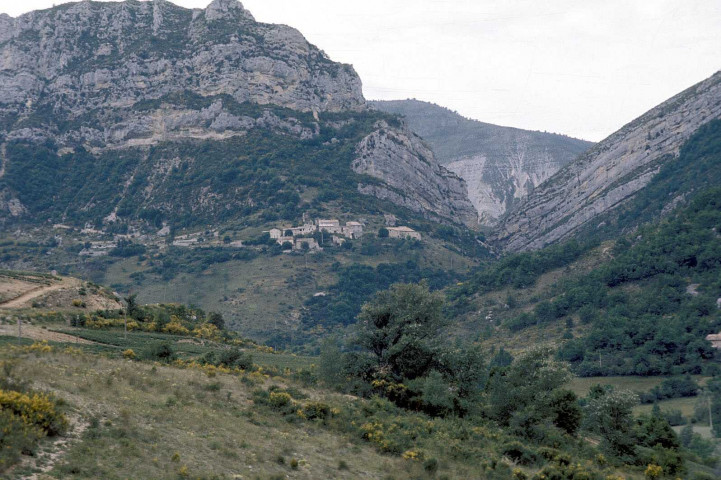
top-left (144, 342), bottom-right (176, 362)
top-left (0, 389), bottom-right (68, 436)
top-left (301, 402), bottom-right (331, 421)
top-left (0, 409), bottom-right (43, 472)
top-left (500, 441), bottom-right (539, 466)
top-left (122, 349), bottom-right (136, 360)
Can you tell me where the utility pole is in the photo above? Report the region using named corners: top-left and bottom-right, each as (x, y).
top-left (17, 317), bottom-right (21, 341)
top-left (708, 390), bottom-right (714, 432)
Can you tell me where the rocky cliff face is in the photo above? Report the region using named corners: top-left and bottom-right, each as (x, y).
top-left (0, 0), bottom-right (474, 228)
top-left (495, 71), bottom-right (721, 251)
top-left (352, 122), bottom-right (477, 227)
top-left (0, 0), bottom-right (363, 119)
top-left (370, 100), bottom-right (592, 224)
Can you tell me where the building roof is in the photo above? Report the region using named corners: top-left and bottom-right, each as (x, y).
top-left (707, 333), bottom-right (721, 341)
top-left (388, 226), bottom-right (416, 232)
top-left (346, 221), bottom-right (362, 226)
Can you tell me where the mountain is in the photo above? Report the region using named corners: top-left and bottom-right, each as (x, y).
top-left (0, 0), bottom-right (476, 229)
top-left (370, 99), bottom-right (593, 224)
top-left (495, 71), bottom-right (721, 251)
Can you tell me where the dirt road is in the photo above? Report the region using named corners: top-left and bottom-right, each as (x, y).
top-left (0, 277), bottom-right (81, 309)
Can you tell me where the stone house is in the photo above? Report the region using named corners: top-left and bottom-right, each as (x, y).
top-left (268, 228), bottom-right (283, 239)
top-left (290, 223), bottom-right (316, 236)
top-left (317, 219), bottom-right (343, 234)
top-left (387, 226), bottom-right (421, 240)
top-left (343, 221), bottom-right (363, 239)
top-left (294, 237), bottom-right (321, 251)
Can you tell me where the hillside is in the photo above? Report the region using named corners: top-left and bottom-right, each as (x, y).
top-left (0, 269), bottom-right (119, 311)
top-left (495, 71), bottom-right (721, 252)
top-left (370, 99), bottom-right (592, 224)
top-left (2, 298), bottom-right (717, 479)
top-left (0, 0), bottom-right (488, 345)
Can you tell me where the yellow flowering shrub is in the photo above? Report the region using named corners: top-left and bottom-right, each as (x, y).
top-left (0, 389), bottom-right (68, 436)
top-left (192, 323), bottom-right (221, 341)
top-left (269, 392), bottom-right (293, 409)
top-left (24, 341), bottom-right (53, 353)
top-left (122, 349), bottom-right (136, 360)
top-left (401, 449), bottom-right (422, 460)
top-left (645, 465), bottom-right (663, 480)
top-left (162, 316), bottom-right (190, 335)
top-left (142, 321), bottom-right (158, 332)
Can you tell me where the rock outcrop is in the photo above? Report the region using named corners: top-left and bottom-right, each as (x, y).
top-left (353, 122), bottom-right (478, 227)
top-left (370, 100), bottom-right (592, 224)
top-left (0, 0), bottom-right (363, 121)
top-left (495, 71), bottom-right (721, 251)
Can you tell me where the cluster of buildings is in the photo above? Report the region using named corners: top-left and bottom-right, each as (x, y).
top-left (266, 219), bottom-right (364, 252)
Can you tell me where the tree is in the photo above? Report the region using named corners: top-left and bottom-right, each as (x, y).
top-left (585, 389), bottom-right (638, 459)
top-left (354, 282), bottom-right (446, 382)
top-left (486, 346), bottom-right (571, 429)
top-left (123, 293), bottom-right (142, 321)
top-left (207, 312), bottom-right (225, 330)
top-left (549, 389), bottom-right (582, 435)
top-left (378, 227), bottom-right (389, 238)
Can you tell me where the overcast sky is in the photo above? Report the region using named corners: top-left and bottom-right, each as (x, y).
top-left (3, 0), bottom-right (721, 141)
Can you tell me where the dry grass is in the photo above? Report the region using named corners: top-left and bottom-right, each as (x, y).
top-left (0, 347), bottom-right (431, 480)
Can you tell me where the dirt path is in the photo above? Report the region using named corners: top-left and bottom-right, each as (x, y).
top-left (0, 277), bottom-right (81, 309)
top-left (0, 324), bottom-right (98, 344)
top-left (14, 413), bottom-right (90, 480)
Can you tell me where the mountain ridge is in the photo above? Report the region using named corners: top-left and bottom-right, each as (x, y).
top-left (0, 0), bottom-right (477, 229)
top-left (370, 99), bottom-right (593, 224)
top-left (494, 70), bottom-right (721, 251)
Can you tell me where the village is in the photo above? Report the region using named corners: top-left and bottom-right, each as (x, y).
top-left (53, 216), bottom-right (423, 258)
top-left (265, 218), bottom-right (421, 252)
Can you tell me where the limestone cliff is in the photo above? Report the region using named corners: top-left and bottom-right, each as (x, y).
top-left (370, 100), bottom-right (592, 224)
top-left (352, 122), bottom-right (477, 227)
top-left (495, 71), bottom-right (721, 251)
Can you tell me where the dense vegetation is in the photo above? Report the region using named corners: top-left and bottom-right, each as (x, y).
top-left (302, 260), bottom-right (456, 331)
top-left (315, 282), bottom-right (717, 478)
top-left (0, 103), bottom-right (407, 230)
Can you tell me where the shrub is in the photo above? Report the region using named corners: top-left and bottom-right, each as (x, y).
top-left (500, 441), bottom-right (539, 466)
top-left (144, 342), bottom-right (176, 362)
top-left (0, 389), bottom-right (68, 436)
top-left (122, 349), bottom-right (136, 360)
top-left (268, 392), bottom-right (293, 410)
top-left (0, 409), bottom-right (43, 472)
top-left (301, 402), bottom-right (331, 421)
top-left (644, 464), bottom-right (663, 480)
top-left (423, 457), bottom-right (439, 474)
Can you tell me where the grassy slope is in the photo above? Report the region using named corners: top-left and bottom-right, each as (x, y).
top-left (2, 348), bottom-right (414, 480)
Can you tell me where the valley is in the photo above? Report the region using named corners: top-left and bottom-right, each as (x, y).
top-left (0, 0), bottom-right (719, 478)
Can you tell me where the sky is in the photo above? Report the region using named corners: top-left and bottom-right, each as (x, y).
top-left (2, 1), bottom-right (721, 141)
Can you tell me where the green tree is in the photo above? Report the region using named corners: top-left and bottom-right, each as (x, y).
top-left (585, 389), bottom-right (638, 459)
top-left (354, 282), bottom-right (446, 382)
top-left (123, 293), bottom-right (142, 321)
top-left (486, 346), bottom-right (571, 429)
top-left (207, 312), bottom-right (225, 330)
top-left (378, 227), bottom-right (389, 238)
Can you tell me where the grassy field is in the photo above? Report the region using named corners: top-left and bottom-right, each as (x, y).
top-left (1, 347), bottom-right (418, 480)
top-left (0, 322), bottom-right (317, 372)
